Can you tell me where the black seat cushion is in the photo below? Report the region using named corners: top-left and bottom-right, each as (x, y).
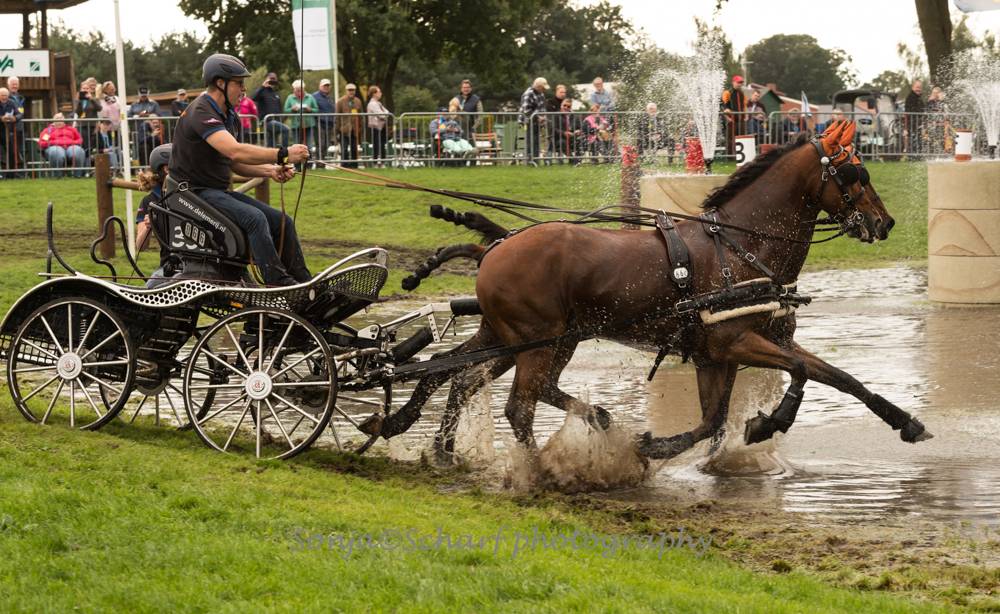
top-left (156, 176), bottom-right (250, 263)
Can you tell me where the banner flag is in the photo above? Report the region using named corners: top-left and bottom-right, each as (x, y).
top-left (954, 0), bottom-right (1000, 13)
top-left (291, 0), bottom-right (334, 70)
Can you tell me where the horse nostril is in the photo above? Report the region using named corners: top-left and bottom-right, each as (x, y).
top-left (886, 218), bottom-right (895, 232)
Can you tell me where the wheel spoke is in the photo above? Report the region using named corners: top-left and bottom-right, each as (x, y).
top-left (79, 370), bottom-right (124, 395)
top-left (265, 321), bottom-right (296, 373)
top-left (69, 380), bottom-right (76, 427)
top-left (337, 395), bottom-right (382, 407)
top-left (77, 381), bottom-right (105, 419)
top-left (21, 373), bottom-right (61, 402)
top-left (39, 315), bottom-right (65, 354)
top-left (271, 381), bottom-right (332, 388)
top-left (77, 311), bottom-right (100, 354)
top-left (286, 413), bottom-right (307, 439)
top-left (258, 314), bottom-right (265, 371)
top-left (224, 324), bottom-right (253, 373)
top-left (187, 383), bottom-right (246, 390)
top-left (12, 364), bottom-right (58, 374)
top-left (199, 348), bottom-right (250, 379)
top-left (41, 380), bottom-right (65, 424)
top-left (163, 388), bottom-right (183, 424)
top-left (223, 398), bottom-right (252, 452)
top-left (80, 359), bottom-right (130, 368)
top-left (197, 392), bottom-right (249, 425)
top-left (129, 394), bottom-right (150, 423)
top-left (78, 330), bottom-right (121, 361)
top-left (21, 339), bottom-right (60, 362)
top-left (271, 392), bottom-right (321, 424)
top-left (333, 404), bottom-right (363, 428)
top-left (67, 304), bottom-right (73, 352)
top-left (255, 401), bottom-right (262, 458)
top-left (270, 347), bottom-right (322, 380)
top-left (265, 398), bottom-right (295, 450)
top-left (328, 420), bottom-right (343, 450)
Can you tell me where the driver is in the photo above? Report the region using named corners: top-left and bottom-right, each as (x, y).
top-left (169, 53), bottom-right (311, 286)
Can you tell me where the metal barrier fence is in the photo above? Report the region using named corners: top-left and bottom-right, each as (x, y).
top-left (1, 109), bottom-right (991, 177)
top-left (394, 112), bottom-right (524, 166)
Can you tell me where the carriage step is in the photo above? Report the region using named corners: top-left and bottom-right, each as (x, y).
top-left (449, 297), bottom-right (481, 316)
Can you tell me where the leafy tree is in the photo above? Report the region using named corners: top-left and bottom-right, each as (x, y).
top-left (744, 34), bottom-right (853, 101)
top-left (694, 17), bottom-right (741, 80)
top-left (861, 70), bottom-right (911, 97)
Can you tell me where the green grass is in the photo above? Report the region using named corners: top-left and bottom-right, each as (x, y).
top-left (0, 414), bottom-right (952, 612)
top-left (0, 163), bottom-right (943, 611)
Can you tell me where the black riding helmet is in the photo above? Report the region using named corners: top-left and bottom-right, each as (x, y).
top-left (202, 53), bottom-right (251, 111)
top-left (148, 144), bottom-right (171, 176)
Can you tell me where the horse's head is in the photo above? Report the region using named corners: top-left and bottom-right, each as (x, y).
top-left (811, 121), bottom-right (893, 242)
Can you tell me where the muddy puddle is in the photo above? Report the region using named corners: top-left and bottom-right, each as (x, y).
top-left (352, 265), bottom-right (1000, 527)
top-left (117, 265), bottom-right (1000, 526)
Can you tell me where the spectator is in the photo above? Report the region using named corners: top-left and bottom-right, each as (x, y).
top-left (904, 79), bottom-right (925, 154)
top-left (781, 108), bottom-right (806, 143)
top-left (251, 71), bottom-right (289, 147)
top-left (816, 109), bottom-right (845, 134)
top-left (745, 89), bottom-right (766, 144)
top-left (237, 93), bottom-right (258, 143)
top-left (430, 105), bottom-right (474, 159)
top-left (97, 81), bottom-right (121, 129)
top-left (38, 113), bottom-right (86, 178)
top-left (171, 88), bottom-right (189, 116)
top-left (129, 86), bottom-right (159, 117)
top-left (637, 102), bottom-right (670, 161)
top-left (590, 77), bottom-right (614, 112)
top-left (75, 80), bottom-right (102, 156)
top-left (450, 79), bottom-right (483, 141)
top-left (926, 86), bottom-right (948, 154)
top-left (0, 87), bottom-right (24, 176)
top-left (95, 119), bottom-right (120, 169)
top-left (519, 77), bottom-right (548, 163)
top-left (83, 77), bottom-right (97, 98)
top-left (5, 77), bottom-right (25, 175)
top-left (721, 75), bottom-right (747, 155)
top-left (546, 84), bottom-right (568, 158)
top-left (284, 79), bottom-right (318, 161)
top-left (583, 103), bottom-right (612, 163)
top-left (553, 97), bottom-right (582, 164)
top-left (135, 144), bottom-right (171, 259)
top-left (366, 85), bottom-right (390, 167)
top-left (335, 83), bottom-right (363, 168)
top-left (137, 115), bottom-right (168, 166)
top-left (313, 78), bottom-right (335, 160)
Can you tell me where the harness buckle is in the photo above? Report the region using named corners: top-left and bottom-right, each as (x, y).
top-left (676, 299), bottom-right (695, 314)
top-left (721, 267), bottom-right (732, 279)
top-left (744, 252), bottom-right (757, 263)
top-left (709, 224), bottom-right (720, 233)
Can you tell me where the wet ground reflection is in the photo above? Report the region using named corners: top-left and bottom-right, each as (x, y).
top-left (369, 265), bottom-right (1000, 525)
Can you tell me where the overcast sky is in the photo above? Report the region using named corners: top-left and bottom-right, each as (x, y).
top-left (0, 0), bottom-right (998, 83)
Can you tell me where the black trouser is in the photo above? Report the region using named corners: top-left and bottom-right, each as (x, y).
top-left (371, 128), bottom-right (387, 161)
top-left (339, 133), bottom-right (358, 168)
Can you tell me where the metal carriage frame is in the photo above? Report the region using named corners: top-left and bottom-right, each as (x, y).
top-left (0, 206), bottom-right (529, 460)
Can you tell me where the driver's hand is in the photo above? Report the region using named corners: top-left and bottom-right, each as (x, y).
top-left (270, 164), bottom-right (296, 183)
top-left (287, 143), bottom-right (310, 164)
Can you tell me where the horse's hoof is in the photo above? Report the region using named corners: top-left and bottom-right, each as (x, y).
top-left (901, 418), bottom-right (932, 443)
top-left (357, 413), bottom-right (384, 437)
top-left (588, 406), bottom-right (612, 430)
top-left (637, 432), bottom-right (694, 459)
top-left (744, 411), bottom-right (778, 445)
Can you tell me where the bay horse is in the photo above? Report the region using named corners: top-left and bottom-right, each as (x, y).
top-left (375, 121), bottom-right (932, 461)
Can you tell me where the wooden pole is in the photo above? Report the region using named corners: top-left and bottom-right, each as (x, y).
top-left (94, 153), bottom-right (115, 258)
top-left (255, 178), bottom-right (270, 204)
top-left (620, 145), bottom-right (641, 230)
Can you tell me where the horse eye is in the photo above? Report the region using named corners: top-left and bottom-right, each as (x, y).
top-left (859, 167), bottom-right (870, 186)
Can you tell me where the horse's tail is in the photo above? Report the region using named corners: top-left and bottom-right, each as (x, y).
top-left (401, 206), bottom-right (510, 291)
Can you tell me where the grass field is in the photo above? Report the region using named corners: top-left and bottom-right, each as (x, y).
top-left (0, 163), bottom-right (949, 612)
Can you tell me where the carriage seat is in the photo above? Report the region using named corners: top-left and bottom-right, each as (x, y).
top-left (157, 175), bottom-right (250, 264)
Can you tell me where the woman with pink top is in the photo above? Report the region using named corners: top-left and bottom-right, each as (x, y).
top-left (39, 113), bottom-right (86, 177)
top-left (237, 94), bottom-right (258, 143)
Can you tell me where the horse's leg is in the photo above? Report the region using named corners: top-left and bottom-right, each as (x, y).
top-left (504, 347), bottom-right (558, 449)
top-left (722, 331), bottom-right (931, 444)
top-left (533, 340), bottom-right (613, 430)
top-left (432, 355), bottom-right (515, 461)
top-left (638, 362), bottom-right (738, 459)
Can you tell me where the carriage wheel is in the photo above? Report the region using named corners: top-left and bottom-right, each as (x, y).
top-left (7, 297), bottom-right (136, 430)
top-left (183, 308), bottom-right (336, 460)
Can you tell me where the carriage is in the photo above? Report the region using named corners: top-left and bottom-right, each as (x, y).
top-left (0, 180), bottom-right (504, 460)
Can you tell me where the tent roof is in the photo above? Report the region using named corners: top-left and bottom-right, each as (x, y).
top-left (0, 1), bottom-right (86, 12)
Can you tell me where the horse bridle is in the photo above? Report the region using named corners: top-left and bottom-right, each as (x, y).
top-left (810, 138), bottom-right (871, 232)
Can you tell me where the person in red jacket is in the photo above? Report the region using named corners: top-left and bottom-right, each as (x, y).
top-left (39, 113), bottom-right (86, 177)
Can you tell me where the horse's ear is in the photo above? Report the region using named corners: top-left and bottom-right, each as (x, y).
top-left (820, 120), bottom-right (845, 154)
top-left (838, 121), bottom-right (858, 147)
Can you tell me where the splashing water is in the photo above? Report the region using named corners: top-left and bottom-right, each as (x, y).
top-left (661, 42), bottom-right (726, 164)
top-left (537, 390), bottom-right (650, 493)
top-left (952, 50), bottom-right (1000, 150)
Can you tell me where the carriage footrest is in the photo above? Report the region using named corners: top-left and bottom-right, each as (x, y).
top-left (449, 297), bottom-right (481, 316)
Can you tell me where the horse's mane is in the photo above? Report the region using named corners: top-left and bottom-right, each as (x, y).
top-left (701, 132), bottom-right (812, 210)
